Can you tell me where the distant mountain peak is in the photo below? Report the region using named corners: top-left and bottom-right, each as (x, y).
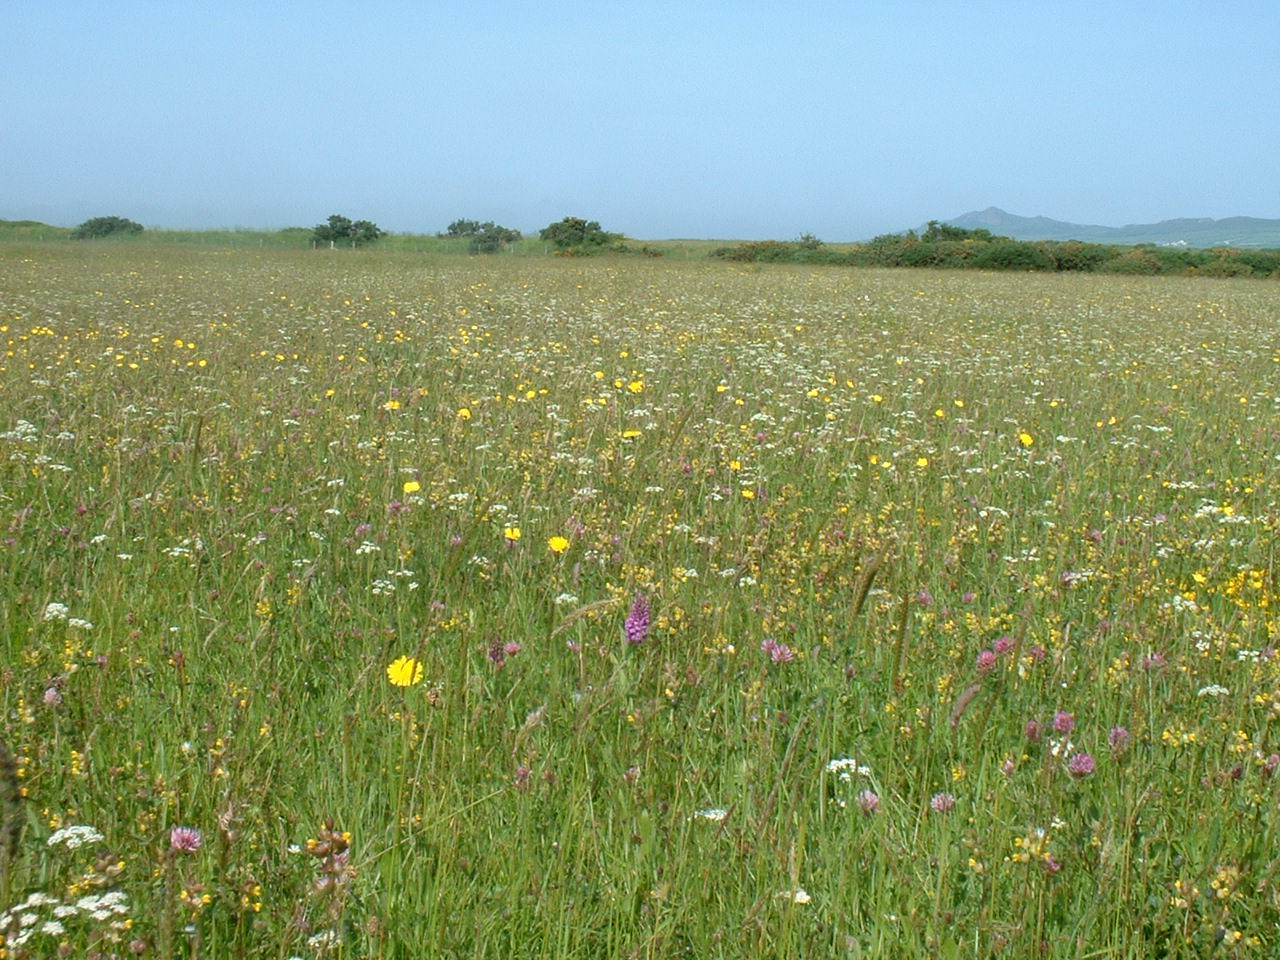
top-left (938, 208), bottom-right (1280, 248)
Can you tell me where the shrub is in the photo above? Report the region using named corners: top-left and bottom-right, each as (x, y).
top-left (313, 215), bottom-right (383, 247)
top-left (539, 217), bottom-right (617, 250)
top-left (1101, 249), bottom-right (1163, 275)
top-left (971, 240), bottom-right (1056, 272)
top-left (442, 220), bottom-right (522, 253)
top-left (1198, 257), bottom-right (1255, 278)
top-left (1047, 242), bottom-right (1113, 272)
top-left (72, 216), bottom-right (143, 239)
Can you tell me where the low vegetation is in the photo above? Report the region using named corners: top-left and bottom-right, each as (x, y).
top-left (1, 243), bottom-right (1278, 956)
top-left (712, 222), bottom-right (1280, 277)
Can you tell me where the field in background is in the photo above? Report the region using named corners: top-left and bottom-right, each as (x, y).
top-left (1, 243), bottom-right (1278, 958)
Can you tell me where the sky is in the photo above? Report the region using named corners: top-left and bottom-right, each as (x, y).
top-left (3, 2), bottom-right (1278, 240)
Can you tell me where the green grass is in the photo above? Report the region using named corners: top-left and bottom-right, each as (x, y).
top-left (1, 242), bottom-right (1278, 957)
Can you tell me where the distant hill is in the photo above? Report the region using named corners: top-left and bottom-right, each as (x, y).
top-left (941, 207), bottom-right (1280, 248)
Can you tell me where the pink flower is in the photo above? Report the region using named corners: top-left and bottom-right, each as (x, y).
top-left (1025, 719), bottom-right (1044, 742)
top-left (858, 790), bottom-right (880, 816)
top-left (994, 636), bottom-right (1014, 655)
top-left (930, 792), bottom-right (955, 814)
top-left (1067, 753), bottom-right (1095, 779)
top-left (1108, 726), bottom-right (1130, 752)
top-left (761, 637), bottom-right (795, 664)
top-left (624, 594), bottom-right (650, 646)
top-left (170, 826), bottom-right (202, 854)
top-left (1053, 711), bottom-right (1075, 734)
top-left (976, 650), bottom-right (998, 674)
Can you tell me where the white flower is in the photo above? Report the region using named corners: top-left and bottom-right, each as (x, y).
top-left (778, 888), bottom-right (812, 904)
top-left (308, 929), bottom-right (340, 949)
top-left (47, 825), bottom-right (104, 849)
top-left (67, 618), bottom-right (94, 631)
top-left (692, 807), bottom-right (728, 821)
top-left (40, 920), bottom-right (65, 936)
top-left (825, 757), bottom-right (872, 781)
top-left (43, 602), bottom-right (69, 622)
top-left (1197, 684), bottom-right (1229, 698)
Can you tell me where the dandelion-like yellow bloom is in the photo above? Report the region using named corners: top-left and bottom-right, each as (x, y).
top-left (547, 535), bottom-right (570, 554)
top-left (457, 407), bottom-right (472, 420)
top-left (504, 527), bottom-right (522, 542)
top-left (386, 656), bottom-right (424, 687)
top-left (1019, 432), bottom-right (1035, 447)
top-left (403, 480), bottom-right (421, 494)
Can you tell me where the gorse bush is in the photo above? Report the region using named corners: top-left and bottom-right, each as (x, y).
top-left (538, 217), bottom-right (618, 250)
top-left (312, 214), bottom-right (383, 247)
top-left (72, 216), bottom-right (143, 239)
top-left (712, 224), bottom-right (1280, 277)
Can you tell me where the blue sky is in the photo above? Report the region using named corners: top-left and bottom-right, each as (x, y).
top-left (3, 2), bottom-right (1277, 239)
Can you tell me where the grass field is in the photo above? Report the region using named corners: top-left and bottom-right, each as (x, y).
top-left (1, 242), bottom-right (1278, 958)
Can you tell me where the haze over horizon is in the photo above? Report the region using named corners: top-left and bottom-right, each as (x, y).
top-left (4, 2), bottom-right (1278, 240)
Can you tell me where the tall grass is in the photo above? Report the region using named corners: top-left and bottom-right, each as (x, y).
top-left (0, 243), bottom-right (1278, 957)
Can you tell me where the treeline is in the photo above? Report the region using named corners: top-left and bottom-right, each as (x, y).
top-left (712, 222), bottom-right (1280, 278)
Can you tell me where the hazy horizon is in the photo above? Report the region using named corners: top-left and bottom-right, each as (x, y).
top-left (4, 2), bottom-right (1279, 240)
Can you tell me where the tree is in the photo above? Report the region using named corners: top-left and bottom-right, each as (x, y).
top-left (443, 219), bottom-right (483, 238)
top-left (538, 217), bottom-right (616, 249)
top-left (312, 214), bottom-right (383, 247)
top-left (73, 216), bottom-right (144, 239)
top-left (440, 219), bottom-right (523, 253)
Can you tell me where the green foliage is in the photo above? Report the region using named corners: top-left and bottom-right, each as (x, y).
top-left (714, 225), bottom-right (1280, 278)
top-left (971, 240), bottom-right (1056, 271)
top-left (442, 220), bottom-right (523, 254)
top-left (921, 220), bottom-right (994, 242)
top-left (312, 214), bottom-right (384, 247)
top-left (444, 218), bottom-right (484, 238)
top-left (72, 216), bottom-right (144, 239)
top-left (538, 216), bottom-right (618, 250)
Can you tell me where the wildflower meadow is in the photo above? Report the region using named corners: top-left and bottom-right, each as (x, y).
top-left (1, 241), bottom-right (1278, 957)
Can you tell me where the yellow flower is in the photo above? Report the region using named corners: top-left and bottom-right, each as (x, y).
top-left (504, 527), bottom-right (522, 543)
top-left (627, 380), bottom-right (644, 394)
top-left (386, 656), bottom-right (424, 687)
top-left (621, 429), bottom-right (642, 440)
top-left (382, 399), bottom-right (401, 411)
top-left (457, 407), bottom-right (472, 420)
top-left (916, 457), bottom-right (929, 468)
top-left (1019, 432), bottom-right (1035, 448)
top-left (402, 480), bottom-right (421, 495)
top-left (741, 489), bottom-right (756, 500)
top-left (547, 535), bottom-right (570, 554)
